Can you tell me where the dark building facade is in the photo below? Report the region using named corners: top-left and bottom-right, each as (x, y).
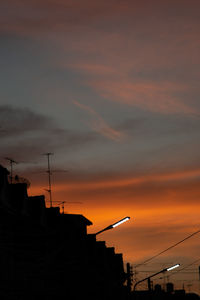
top-left (132, 283), bottom-right (200, 300)
top-left (0, 165), bottom-right (129, 300)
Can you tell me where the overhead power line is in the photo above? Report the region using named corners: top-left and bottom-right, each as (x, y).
top-left (135, 228), bottom-right (200, 268)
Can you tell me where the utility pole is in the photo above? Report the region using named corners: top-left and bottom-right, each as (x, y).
top-left (199, 266), bottom-right (200, 295)
top-left (126, 263), bottom-right (133, 293)
top-left (5, 157), bottom-right (18, 184)
top-left (44, 153), bottom-right (53, 208)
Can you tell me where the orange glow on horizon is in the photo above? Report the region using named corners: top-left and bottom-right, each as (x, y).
top-left (29, 167), bottom-right (200, 193)
top-left (27, 166), bottom-right (200, 274)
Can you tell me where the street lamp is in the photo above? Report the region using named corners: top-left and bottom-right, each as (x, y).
top-left (94, 216), bottom-right (130, 236)
top-left (133, 263), bottom-right (180, 291)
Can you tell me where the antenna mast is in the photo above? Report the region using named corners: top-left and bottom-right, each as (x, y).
top-left (5, 157), bottom-right (18, 184)
top-left (44, 153), bottom-right (54, 208)
top-left (54, 201), bottom-right (82, 214)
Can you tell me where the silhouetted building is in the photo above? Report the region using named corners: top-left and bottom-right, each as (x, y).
top-left (132, 282), bottom-right (200, 300)
top-left (166, 282), bottom-right (174, 294)
top-left (0, 165), bottom-right (128, 300)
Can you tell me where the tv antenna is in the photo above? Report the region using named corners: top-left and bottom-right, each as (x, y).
top-left (43, 153), bottom-right (53, 208)
top-left (41, 153), bottom-right (69, 208)
top-left (5, 157), bottom-right (18, 184)
top-left (54, 201), bottom-right (82, 214)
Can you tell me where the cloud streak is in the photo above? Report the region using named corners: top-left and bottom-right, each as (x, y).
top-left (28, 165), bottom-right (200, 208)
top-left (73, 100), bottom-right (125, 141)
top-left (1, 0), bottom-right (200, 115)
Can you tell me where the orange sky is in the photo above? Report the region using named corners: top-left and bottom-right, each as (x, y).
top-left (28, 165), bottom-right (200, 294)
top-left (1, 0), bottom-right (200, 294)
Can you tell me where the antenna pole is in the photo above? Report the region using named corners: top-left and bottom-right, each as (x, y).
top-left (10, 160), bottom-right (13, 184)
top-left (44, 153), bottom-right (53, 208)
top-left (5, 158), bottom-right (18, 184)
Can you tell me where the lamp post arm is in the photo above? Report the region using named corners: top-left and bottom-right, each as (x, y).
top-left (95, 225), bottom-right (113, 236)
top-left (133, 268), bottom-right (167, 291)
top-left (94, 216), bottom-right (130, 236)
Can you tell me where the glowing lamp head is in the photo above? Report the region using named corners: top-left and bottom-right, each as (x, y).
top-left (112, 216), bottom-right (130, 228)
top-left (167, 264), bottom-right (180, 272)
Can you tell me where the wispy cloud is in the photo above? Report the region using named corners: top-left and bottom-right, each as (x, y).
top-left (28, 164), bottom-right (200, 208)
top-left (73, 100), bottom-right (125, 141)
top-left (89, 79), bottom-right (195, 114)
top-left (1, 0), bottom-right (199, 115)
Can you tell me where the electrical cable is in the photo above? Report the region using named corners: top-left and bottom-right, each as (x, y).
top-left (135, 228), bottom-right (200, 268)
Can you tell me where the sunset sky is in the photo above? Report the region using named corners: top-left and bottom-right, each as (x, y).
top-left (1, 0), bottom-right (200, 293)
